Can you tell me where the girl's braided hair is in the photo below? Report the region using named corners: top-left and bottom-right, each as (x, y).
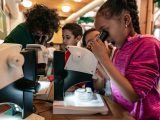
top-left (97, 0), bottom-right (141, 34)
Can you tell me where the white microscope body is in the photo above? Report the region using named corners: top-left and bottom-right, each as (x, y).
top-left (0, 43), bottom-right (24, 90)
top-left (53, 46), bottom-right (109, 115)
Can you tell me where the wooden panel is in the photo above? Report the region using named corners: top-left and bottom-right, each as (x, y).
top-left (33, 96), bottom-right (135, 120)
top-left (139, 0), bottom-right (154, 34)
top-left (139, 0), bottom-right (147, 34)
top-left (146, 0), bottom-right (154, 34)
top-left (31, 0), bottom-right (92, 17)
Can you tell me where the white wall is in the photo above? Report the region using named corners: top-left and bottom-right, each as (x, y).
top-left (5, 1), bottom-right (25, 35)
top-left (10, 10), bottom-right (25, 31)
top-left (137, 0), bottom-right (141, 13)
top-left (6, 12), bottom-right (25, 35)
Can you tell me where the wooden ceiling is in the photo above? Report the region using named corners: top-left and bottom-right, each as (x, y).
top-left (31, 0), bottom-right (93, 18)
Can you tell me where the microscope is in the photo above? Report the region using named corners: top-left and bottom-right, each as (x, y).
top-left (25, 44), bottom-right (49, 77)
top-left (53, 46), bottom-right (109, 115)
top-left (0, 43), bottom-right (43, 119)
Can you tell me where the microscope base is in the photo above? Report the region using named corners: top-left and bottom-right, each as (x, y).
top-left (0, 79), bottom-right (38, 119)
top-left (53, 94), bottom-right (109, 115)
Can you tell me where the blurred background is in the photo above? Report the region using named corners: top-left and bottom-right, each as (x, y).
top-left (0, 0), bottom-right (159, 44)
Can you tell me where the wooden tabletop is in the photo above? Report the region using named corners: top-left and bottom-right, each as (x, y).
top-left (34, 96), bottom-right (135, 120)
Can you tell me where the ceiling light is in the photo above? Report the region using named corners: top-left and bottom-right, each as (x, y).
top-left (22, 0), bottom-right (32, 8)
top-left (61, 5), bottom-right (71, 12)
top-left (73, 0), bottom-right (82, 2)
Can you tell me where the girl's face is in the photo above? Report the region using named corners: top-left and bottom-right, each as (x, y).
top-left (85, 31), bottom-right (100, 46)
top-left (62, 29), bottom-right (79, 46)
top-left (95, 15), bottom-right (128, 48)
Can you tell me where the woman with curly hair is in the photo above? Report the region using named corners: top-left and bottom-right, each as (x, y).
top-left (4, 4), bottom-right (60, 48)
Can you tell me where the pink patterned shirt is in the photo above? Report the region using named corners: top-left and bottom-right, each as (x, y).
top-left (112, 35), bottom-right (160, 120)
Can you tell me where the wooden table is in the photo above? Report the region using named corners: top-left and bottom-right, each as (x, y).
top-left (34, 96), bottom-right (135, 120)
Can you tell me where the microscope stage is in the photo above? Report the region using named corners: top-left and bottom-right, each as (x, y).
top-left (53, 93), bottom-right (109, 115)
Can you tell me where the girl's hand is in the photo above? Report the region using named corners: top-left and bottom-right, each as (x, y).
top-left (87, 38), bottom-right (111, 62)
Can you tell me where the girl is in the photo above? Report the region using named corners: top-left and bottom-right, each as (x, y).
top-left (82, 28), bottom-right (100, 48)
top-left (88, 0), bottom-right (160, 120)
top-left (82, 28), bottom-right (108, 94)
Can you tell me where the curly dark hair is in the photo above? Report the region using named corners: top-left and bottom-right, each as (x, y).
top-left (97, 0), bottom-right (141, 34)
top-left (25, 4), bottom-right (60, 36)
top-left (62, 23), bottom-right (83, 38)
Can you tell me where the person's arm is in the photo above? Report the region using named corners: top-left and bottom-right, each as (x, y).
top-left (89, 39), bottom-right (139, 102)
top-left (101, 54), bottom-right (139, 101)
top-left (93, 69), bottom-right (105, 90)
top-left (89, 37), bottom-right (160, 102)
top-left (97, 63), bottom-right (110, 80)
top-left (93, 45), bottom-right (117, 91)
